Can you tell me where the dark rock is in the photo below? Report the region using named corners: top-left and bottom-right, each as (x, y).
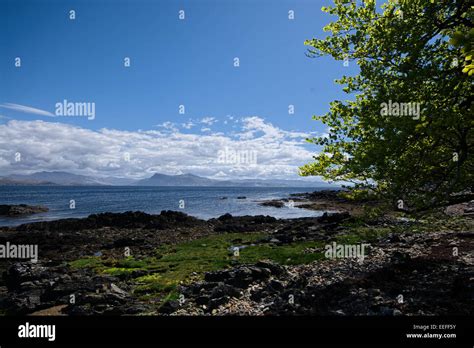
top-left (390, 251), bottom-right (411, 264)
top-left (4, 263), bottom-right (49, 290)
top-left (217, 213), bottom-right (233, 222)
top-left (255, 261), bottom-right (286, 276)
top-left (15, 210), bottom-right (205, 232)
top-left (260, 201), bottom-right (285, 208)
top-left (204, 265), bottom-right (272, 288)
top-left (386, 233), bottom-right (401, 243)
top-left (213, 215), bottom-right (277, 233)
top-left (210, 283), bottom-right (241, 299)
top-left (317, 212), bottom-right (351, 223)
top-left (158, 300), bottom-right (180, 314)
top-left (268, 279), bottom-right (285, 292)
top-left (195, 296), bottom-right (210, 305)
top-left (209, 296), bottom-right (230, 310)
top-left (3, 291), bottom-right (45, 314)
top-left (0, 204), bottom-right (48, 217)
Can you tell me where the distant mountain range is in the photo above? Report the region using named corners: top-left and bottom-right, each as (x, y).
top-left (0, 171), bottom-right (338, 188)
top-left (4, 172), bottom-right (106, 186)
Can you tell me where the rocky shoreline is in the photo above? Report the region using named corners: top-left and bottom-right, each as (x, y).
top-left (0, 191), bottom-right (472, 316)
top-left (258, 190), bottom-right (378, 215)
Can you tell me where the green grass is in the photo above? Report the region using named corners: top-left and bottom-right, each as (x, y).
top-left (68, 232), bottom-right (326, 301)
top-left (69, 256), bottom-right (105, 269)
top-left (335, 226), bottom-right (392, 244)
top-left (133, 233), bottom-right (266, 293)
top-left (239, 241), bottom-right (325, 265)
top-left (102, 267), bottom-right (141, 276)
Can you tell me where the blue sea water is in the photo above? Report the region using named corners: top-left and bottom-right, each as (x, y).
top-left (0, 186), bottom-right (327, 227)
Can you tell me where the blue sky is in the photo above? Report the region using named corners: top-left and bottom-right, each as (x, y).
top-left (0, 0), bottom-right (358, 180)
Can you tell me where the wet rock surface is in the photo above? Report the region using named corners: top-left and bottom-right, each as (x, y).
top-left (211, 214), bottom-right (278, 233)
top-left (284, 190), bottom-right (380, 215)
top-left (13, 210), bottom-right (204, 232)
top-left (259, 201), bottom-right (285, 208)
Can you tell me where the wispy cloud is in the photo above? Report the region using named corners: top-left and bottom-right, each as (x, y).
top-left (200, 117), bottom-right (217, 126)
top-left (0, 103), bottom-right (55, 117)
top-left (154, 121), bottom-right (178, 132)
top-left (181, 121), bottom-right (195, 129)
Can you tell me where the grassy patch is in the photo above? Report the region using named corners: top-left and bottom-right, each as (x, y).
top-left (335, 226), bottom-right (392, 244)
top-left (102, 267), bottom-right (140, 277)
top-left (68, 232), bottom-right (326, 301)
top-left (133, 233), bottom-right (266, 293)
top-left (239, 241), bottom-right (325, 265)
top-left (69, 257), bottom-right (104, 270)
top-left (414, 214), bottom-right (473, 233)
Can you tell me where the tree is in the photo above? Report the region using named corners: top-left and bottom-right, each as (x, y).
top-left (450, 26), bottom-right (474, 75)
top-left (300, 0), bottom-right (473, 209)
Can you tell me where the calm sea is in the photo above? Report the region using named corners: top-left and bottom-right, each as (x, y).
top-left (0, 186), bottom-right (327, 226)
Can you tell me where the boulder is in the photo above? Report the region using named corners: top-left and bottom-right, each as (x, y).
top-left (259, 201), bottom-right (285, 208)
top-left (0, 204), bottom-right (48, 217)
top-left (317, 212), bottom-right (351, 223)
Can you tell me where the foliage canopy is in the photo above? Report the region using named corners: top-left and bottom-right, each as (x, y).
top-left (301, 0), bottom-right (473, 209)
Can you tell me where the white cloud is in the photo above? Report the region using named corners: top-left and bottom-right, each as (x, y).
top-left (0, 103), bottom-right (55, 117)
top-left (181, 121), bottom-right (195, 129)
top-left (200, 117), bottom-right (217, 126)
top-left (237, 116), bottom-right (315, 141)
top-left (0, 118), bottom-right (320, 180)
top-left (154, 121), bottom-right (178, 132)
